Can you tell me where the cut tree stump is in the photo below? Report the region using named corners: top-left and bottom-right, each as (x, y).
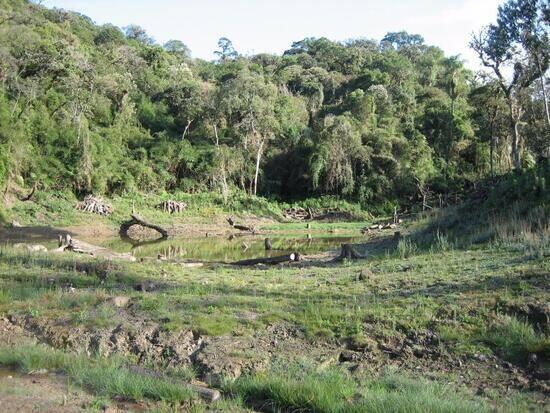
top-left (333, 244), bottom-right (367, 262)
top-left (232, 252), bottom-right (301, 266)
top-left (120, 214), bottom-right (169, 240)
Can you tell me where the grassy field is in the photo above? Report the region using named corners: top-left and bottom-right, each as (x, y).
top-left (1, 189), bottom-right (371, 229)
top-left (1, 169), bottom-right (549, 411)
top-left (0, 210), bottom-right (548, 411)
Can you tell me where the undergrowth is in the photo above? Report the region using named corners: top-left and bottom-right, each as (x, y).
top-left (226, 362), bottom-right (488, 413)
top-left (0, 344), bottom-right (196, 404)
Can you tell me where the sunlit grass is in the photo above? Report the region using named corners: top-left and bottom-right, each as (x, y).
top-left (0, 344), bottom-right (196, 404)
top-left (226, 362), bottom-right (488, 413)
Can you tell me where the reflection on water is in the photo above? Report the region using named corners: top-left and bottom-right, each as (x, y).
top-left (0, 228), bottom-right (367, 263)
top-left (101, 233), bottom-right (366, 262)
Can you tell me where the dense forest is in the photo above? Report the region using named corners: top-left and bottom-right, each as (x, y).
top-left (0, 0), bottom-right (548, 212)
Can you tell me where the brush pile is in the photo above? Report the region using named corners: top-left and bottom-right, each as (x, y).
top-left (283, 207), bottom-right (314, 220)
top-left (75, 195), bottom-right (113, 216)
top-left (157, 200), bottom-right (187, 214)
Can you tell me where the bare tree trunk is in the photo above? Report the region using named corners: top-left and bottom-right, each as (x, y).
top-left (508, 96), bottom-right (522, 170)
top-left (536, 55), bottom-right (550, 127)
top-left (182, 119), bottom-right (192, 140)
top-left (489, 104), bottom-right (498, 178)
top-left (213, 123), bottom-right (219, 147)
top-left (221, 166), bottom-right (228, 203)
top-left (511, 119), bottom-right (521, 170)
top-left (253, 140), bottom-right (264, 196)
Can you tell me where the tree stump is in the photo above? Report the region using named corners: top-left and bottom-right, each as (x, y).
top-left (333, 244), bottom-right (367, 262)
top-left (393, 231), bottom-right (402, 241)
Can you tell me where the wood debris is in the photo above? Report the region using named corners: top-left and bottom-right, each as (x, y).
top-left (75, 195), bottom-right (113, 216)
top-left (157, 200), bottom-right (187, 214)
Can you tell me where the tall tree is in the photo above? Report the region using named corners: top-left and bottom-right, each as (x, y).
top-left (497, 0), bottom-right (550, 126)
top-left (214, 37), bottom-right (238, 62)
top-left (470, 0), bottom-right (549, 169)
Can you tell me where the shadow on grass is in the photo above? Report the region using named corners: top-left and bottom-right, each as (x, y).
top-left (0, 226), bottom-right (73, 243)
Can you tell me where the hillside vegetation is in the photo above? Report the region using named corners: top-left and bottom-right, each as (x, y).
top-left (0, 0), bottom-right (549, 412)
top-left (1, 0), bottom-right (547, 214)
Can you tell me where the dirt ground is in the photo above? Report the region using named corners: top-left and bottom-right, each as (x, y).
top-left (0, 368), bottom-right (94, 413)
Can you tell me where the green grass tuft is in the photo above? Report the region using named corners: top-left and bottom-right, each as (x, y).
top-left (0, 344), bottom-right (196, 404)
top-left (226, 363), bottom-right (488, 413)
top-left (481, 315), bottom-right (550, 363)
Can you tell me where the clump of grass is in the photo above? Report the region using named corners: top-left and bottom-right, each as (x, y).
top-left (490, 205), bottom-right (549, 252)
top-left (193, 313), bottom-right (238, 336)
top-left (431, 230), bottom-right (452, 252)
top-left (297, 300), bottom-right (363, 340)
top-left (481, 315), bottom-right (550, 363)
top-left (0, 344), bottom-right (196, 404)
top-left (225, 362), bottom-right (356, 412)
top-left (226, 362), bottom-right (487, 413)
top-left (396, 238), bottom-right (418, 258)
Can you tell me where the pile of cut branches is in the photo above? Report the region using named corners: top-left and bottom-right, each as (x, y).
top-left (283, 207), bottom-right (314, 220)
top-left (156, 200), bottom-right (187, 214)
top-left (75, 195), bottom-right (113, 216)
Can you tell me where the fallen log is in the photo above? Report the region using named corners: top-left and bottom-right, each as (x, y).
top-left (54, 234), bottom-right (136, 262)
top-left (361, 220), bottom-right (400, 233)
top-left (227, 217), bottom-right (255, 232)
top-left (120, 214), bottom-right (169, 240)
top-left (232, 252), bottom-right (301, 266)
top-left (333, 244), bottom-right (367, 262)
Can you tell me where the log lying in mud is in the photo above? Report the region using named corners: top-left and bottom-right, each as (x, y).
top-left (361, 222), bottom-right (399, 234)
top-left (333, 244), bottom-right (367, 262)
top-left (227, 217), bottom-right (255, 233)
top-left (55, 234), bottom-right (136, 262)
top-left (120, 214), bottom-right (169, 240)
top-left (232, 252), bottom-right (301, 266)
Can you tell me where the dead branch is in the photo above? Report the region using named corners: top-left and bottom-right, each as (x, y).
top-left (232, 252), bottom-right (301, 266)
top-left (120, 214), bottom-right (169, 240)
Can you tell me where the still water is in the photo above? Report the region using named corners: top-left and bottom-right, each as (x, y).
top-left (1, 228), bottom-right (367, 262)
top-left (102, 233), bottom-right (366, 262)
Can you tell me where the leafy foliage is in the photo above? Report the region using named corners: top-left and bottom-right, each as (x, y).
top-left (0, 0), bottom-right (547, 211)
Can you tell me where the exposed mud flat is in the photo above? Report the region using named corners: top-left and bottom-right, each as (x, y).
top-left (4, 314), bottom-right (336, 388)
top-left (3, 313), bottom-right (549, 406)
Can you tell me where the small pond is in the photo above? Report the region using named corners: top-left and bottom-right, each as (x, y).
top-left (105, 233), bottom-right (367, 262)
top-left (1, 228), bottom-right (368, 263)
